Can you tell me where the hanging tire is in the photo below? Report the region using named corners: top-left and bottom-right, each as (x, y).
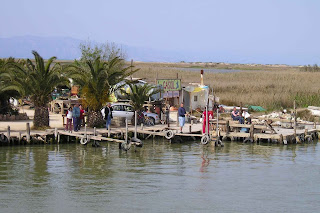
top-left (80, 137), bottom-right (88, 145)
top-left (165, 130), bottom-right (175, 140)
top-left (0, 134), bottom-right (8, 143)
top-left (305, 135), bottom-right (312, 143)
top-left (243, 137), bottom-right (253, 143)
top-left (201, 135), bottom-right (210, 145)
top-left (121, 142), bottom-right (131, 151)
top-left (299, 134), bottom-right (305, 142)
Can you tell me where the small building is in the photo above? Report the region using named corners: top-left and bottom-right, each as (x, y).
top-left (182, 69), bottom-right (218, 112)
top-left (183, 84), bottom-right (212, 112)
top-left (157, 79), bottom-right (182, 107)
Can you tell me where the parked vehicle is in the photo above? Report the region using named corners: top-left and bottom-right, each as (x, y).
top-left (101, 103), bottom-right (160, 124)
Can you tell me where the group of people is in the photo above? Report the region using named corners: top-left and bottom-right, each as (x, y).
top-left (65, 104), bottom-right (85, 132)
top-left (65, 103), bottom-right (113, 132)
top-left (178, 104), bottom-right (252, 135)
top-left (231, 107), bottom-right (251, 124)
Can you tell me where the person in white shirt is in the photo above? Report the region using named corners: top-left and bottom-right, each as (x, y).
top-left (65, 107), bottom-right (73, 132)
top-left (242, 110), bottom-right (251, 124)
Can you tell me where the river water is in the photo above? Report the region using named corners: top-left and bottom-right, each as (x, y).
top-left (0, 141), bottom-right (320, 213)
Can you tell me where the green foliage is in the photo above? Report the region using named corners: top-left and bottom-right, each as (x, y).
top-left (6, 51), bottom-right (69, 107)
top-left (79, 40), bottom-right (126, 62)
top-left (4, 51), bottom-right (69, 127)
top-left (0, 58), bottom-right (22, 114)
top-left (66, 57), bottom-right (138, 112)
top-left (121, 83), bottom-right (161, 111)
top-left (294, 93), bottom-right (320, 108)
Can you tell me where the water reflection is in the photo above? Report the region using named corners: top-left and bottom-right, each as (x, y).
top-left (0, 140), bottom-right (319, 212)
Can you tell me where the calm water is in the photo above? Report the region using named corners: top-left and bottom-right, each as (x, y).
top-left (1, 140), bottom-right (320, 213)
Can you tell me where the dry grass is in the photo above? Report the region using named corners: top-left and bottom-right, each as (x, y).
top-left (132, 62), bottom-right (320, 110)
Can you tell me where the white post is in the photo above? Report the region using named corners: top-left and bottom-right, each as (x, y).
top-left (294, 100), bottom-right (297, 138)
top-left (135, 111), bottom-right (137, 138)
top-left (7, 126), bottom-right (10, 143)
top-left (54, 128), bottom-right (58, 139)
top-left (125, 118), bottom-right (128, 143)
top-left (26, 123), bottom-right (30, 142)
top-left (216, 109), bottom-right (219, 137)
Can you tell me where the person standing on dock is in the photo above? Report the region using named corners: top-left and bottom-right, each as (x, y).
top-left (72, 104), bottom-right (80, 132)
top-left (178, 103), bottom-right (186, 133)
top-left (104, 103), bottom-right (113, 130)
top-left (202, 108), bottom-right (214, 134)
top-left (79, 104), bottom-right (85, 129)
top-left (65, 107), bottom-right (73, 132)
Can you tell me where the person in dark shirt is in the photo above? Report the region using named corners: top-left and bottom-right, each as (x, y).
top-left (72, 104), bottom-right (80, 131)
top-left (178, 103), bottom-right (186, 133)
top-left (104, 103), bottom-right (113, 130)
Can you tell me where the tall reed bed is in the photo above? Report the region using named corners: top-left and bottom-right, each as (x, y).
top-left (133, 63), bottom-right (320, 110)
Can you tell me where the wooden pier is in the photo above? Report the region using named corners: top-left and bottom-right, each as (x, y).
top-left (0, 118), bottom-right (319, 148)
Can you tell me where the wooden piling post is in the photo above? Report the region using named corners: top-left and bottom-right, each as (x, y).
top-left (176, 111), bottom-right (179, 127)
top-left (216, 108), bottom-right (219, 137)
top-left (7, 126), bottom-right (10, 143)
top-left (250, 124), bottom-right (254, 139)
top-left (84, 125), bottom-right (87, 138)
top-left (108, 127), bottom-right (111, 138)
top-left (26, 123), bottom-right (30, 143)
top-left (279, 134), bottom-right (283, 144)
top-left (304, 128), bottom-right (308, 139)
top-left (294, 100), bottom-right (297, 138)
top-left (135, 111), bottom-right (137, 138)
top-left (93, 127), bottom-right (96, 145)
top-left (54, 128), bottom-right (58, 141)
top-left (125, 118), bottom-right (128, 143)
top-left (189, 119), bottom-right (193, 133)
top-left (226, 120), bottom-right (230, 135)
top-left (57, 133), bottom-right (60, 143)
top-left (167, 105), bottom-right (170, 128)
top-left (18, 132), bottom-right (21, 142)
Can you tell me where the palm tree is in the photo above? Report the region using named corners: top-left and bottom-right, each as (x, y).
top-left (0, 58), bottom-right (22, 114)
top-left (66, 56), bottom-right (137, 127)
top-left (6, 51), bottom-right (68, 128)
top-left (121, 83), bottom-right (161, 125)
top-left (121, 83), bottom-right (160, 112)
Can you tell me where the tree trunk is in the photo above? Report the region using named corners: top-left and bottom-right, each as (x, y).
top-left (87, 110), bottom-right (104, 128)
top-left (34, 106), bottom-right (49, 128)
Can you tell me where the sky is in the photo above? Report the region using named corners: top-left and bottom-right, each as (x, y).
top-left (1, 0), bottom-right (320, 65)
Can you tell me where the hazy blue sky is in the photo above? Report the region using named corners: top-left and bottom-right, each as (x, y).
top-left (2, 0), bottom-right (320, 65)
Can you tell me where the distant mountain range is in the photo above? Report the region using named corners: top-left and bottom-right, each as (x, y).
top-left (0, 36), bottom-right (187, 62)
top-left (1, 36), bottom-right (317, 65)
